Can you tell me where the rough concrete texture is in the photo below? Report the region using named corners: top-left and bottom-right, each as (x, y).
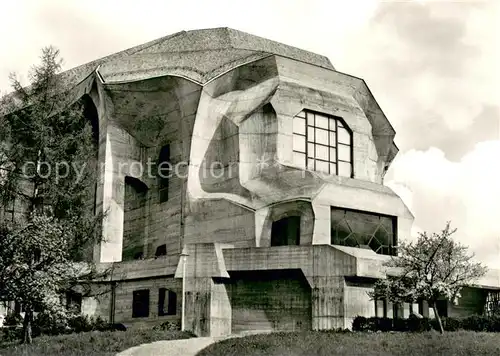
top-left (40, 27), bottom-right (497, 338)
top-left (65, 28), bottom-right (415, 335)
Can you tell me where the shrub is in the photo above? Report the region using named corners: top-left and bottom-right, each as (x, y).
top-left (32, 310), bottom-right (71, 336)
top-left (1, 326), bottom-right (23, 342)
top-left (352, 315), bottom-right (500, 333)
top-left (3, 313), bottom-right (23, 327)
top-left (152, 320), bottom-right (181, 331)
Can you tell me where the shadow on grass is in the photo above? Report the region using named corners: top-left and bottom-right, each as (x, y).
top-left (196, 330), bottom-right (500, 356)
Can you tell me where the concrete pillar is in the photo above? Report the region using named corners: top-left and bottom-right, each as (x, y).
top-left (308, 276), bottom-right (345, 330)
top-left (184, 277), bottom-right (231, 337)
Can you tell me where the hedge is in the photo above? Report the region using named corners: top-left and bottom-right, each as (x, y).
top-left (1, 313), bottom-right (127, 342)
top-left (352, 315), bottom-right (500, 332)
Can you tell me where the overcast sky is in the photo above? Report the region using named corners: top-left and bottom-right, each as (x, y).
top-left (1, 0), bottom-right (499, 267)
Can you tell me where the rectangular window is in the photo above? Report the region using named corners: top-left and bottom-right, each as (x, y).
top-left (158, 288), bottom-right (177, 316)
top-left (292, 110), bottom-right (353, 177)
top-left (158, 145), bottom-right (170, 203)
top-left (331, 207), bottom-right (397, 256)
top-left (132, 290), bottom-right (150, 318)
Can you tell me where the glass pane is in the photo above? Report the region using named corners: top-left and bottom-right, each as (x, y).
top-left (329, 147), bottom-right (336, 162)
top-left (315, 128), bottom-right (328, 145)
top-left (329, 131), bottom-right (336, 146)
top-left (315, 145), bottom-right (328, 160)
top-left (307, 126), bottom-right (314, 142)
top-left (307, 143), bottom-right (314, 158)
top-left (307, 158), bottom-right (315, 171)
top-left (316, 160), bottom-right (329, 173)
top-left (329, 118), bottom-right (336, 131)
top-left (338, 127), bottom-right (350, 145)
top-left (380, 216), bottom-right (395, 237)
top-left (338, 144), bottom-right (351, 161)
top-left (292, 152), bottom-right (306, 169)
top-left (338, 161), bottom-right (351, 177)
top-left (306, 112), bottom-right (314, 126)
top-left (296, 110), bottom-right (306, 118)
top-left (376, 300), bottom-right (385, 318)
top-left (293, 117), bottom-right (306, 135)
top-left (404, 303), bottom-right (410, 318)
top-left (315, 114), bottom-right (329, 129)
top-left (293, 134), bottom-right (305, 152)
top-left (330, 163), bottom-right (336, 174)
top-left (386, 301), bottom-right (393, 318)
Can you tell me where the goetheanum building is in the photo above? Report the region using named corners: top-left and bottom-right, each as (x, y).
top-left (3, 28), bottom-right (500, 335)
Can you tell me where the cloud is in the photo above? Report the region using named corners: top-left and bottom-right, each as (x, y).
top-left (340, 0), bottom-right (500, 160)
top-left (385, 141), bottom-right (500, 268)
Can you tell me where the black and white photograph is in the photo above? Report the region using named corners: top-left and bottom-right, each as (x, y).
top-left (0, 0), bottom-right (499, 355)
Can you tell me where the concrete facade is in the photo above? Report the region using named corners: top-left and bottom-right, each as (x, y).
top-left (5, 28), bottom-right (500, 335)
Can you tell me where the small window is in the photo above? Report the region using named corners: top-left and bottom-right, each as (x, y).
top-left (271, 216), bottom-right (301, 246)
top-left (66, 292), bottom-right (82, 314)
top-left (158, 145), bottom-right (171, 203)
top-left (155, 244), bottom-right (167, 257)
top-left (132, 290), bottom-right (150, 318)
top-left (158, 288), bottom-right (177, 316)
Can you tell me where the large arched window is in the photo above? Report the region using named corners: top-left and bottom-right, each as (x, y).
top-left (292, 110), bottom-right (353, 178)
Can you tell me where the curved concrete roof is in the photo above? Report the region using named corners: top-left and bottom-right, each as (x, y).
top-left (57, 27), bottom-right (335, 88)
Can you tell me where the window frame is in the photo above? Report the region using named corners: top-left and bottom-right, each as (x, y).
top-left (292, 109), bottom-right (354, 178)
top-left (330, 206), bottom-right (398, 256)
top-left (158, 288), bottom-right (177, 316)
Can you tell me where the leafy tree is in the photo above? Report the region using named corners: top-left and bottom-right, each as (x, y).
top-left (0, 47), bottom-right (105, 343)
top-left (369, 222), bottom-right (488, 334)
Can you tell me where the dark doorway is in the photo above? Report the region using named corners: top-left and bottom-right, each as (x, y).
top-left (271, 216), bottom-right (300, 246)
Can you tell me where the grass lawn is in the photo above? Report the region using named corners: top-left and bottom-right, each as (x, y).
top-left (196, 330), bottom-right (500, 356)
top-left (0, 329), bottom-right (193, 356)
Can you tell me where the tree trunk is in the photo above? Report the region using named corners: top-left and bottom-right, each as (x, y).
top-left (22, 308), bottom-right (33, 344)
top-left (432, 302), bottom-right (444, 334)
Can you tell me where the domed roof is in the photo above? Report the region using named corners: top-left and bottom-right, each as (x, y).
top-left (58, 27), bottom-right (335, 87)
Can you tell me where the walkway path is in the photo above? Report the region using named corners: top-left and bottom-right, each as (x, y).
top-left (116, 331), bottom-right (271, 356)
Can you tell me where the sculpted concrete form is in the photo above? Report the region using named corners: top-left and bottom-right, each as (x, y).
top-left (38, 28), bottom-right (498, 335)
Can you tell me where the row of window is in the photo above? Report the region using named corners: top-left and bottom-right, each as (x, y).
top-left (132, 288), bottom-right (177, 318)
top-left (374, 299), bottom-right (448, 318)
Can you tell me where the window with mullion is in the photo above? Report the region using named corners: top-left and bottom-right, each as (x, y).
top-left (292, 110), bottom-right (352, 177)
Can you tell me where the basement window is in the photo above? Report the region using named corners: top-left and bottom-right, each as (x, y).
top-left (158, 288), bottom-right (177, 316)
top-left (132, 289), bottom-right (150, 318)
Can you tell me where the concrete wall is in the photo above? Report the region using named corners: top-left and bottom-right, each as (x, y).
top-left (344, 278), bottom-right (376, 329)
top-left (449, 287), bottom-right (487, 318)
top-left (228, 270), bottom-right (311, 333)
top-left (112, 277), bottom-right (181, 327)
